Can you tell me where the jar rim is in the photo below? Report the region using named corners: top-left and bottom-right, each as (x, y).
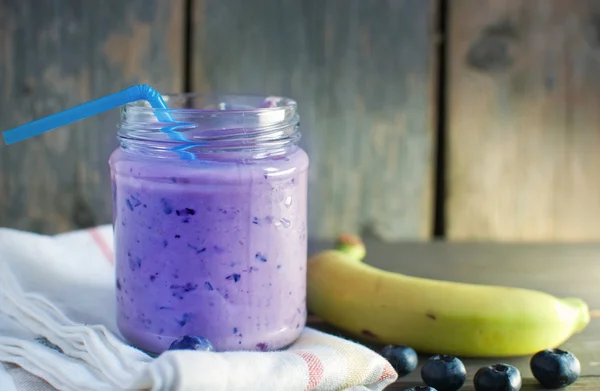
top-left (124, 92), bottom-right (297, 115)
top-left (118, 93), bottom-right (301, 159)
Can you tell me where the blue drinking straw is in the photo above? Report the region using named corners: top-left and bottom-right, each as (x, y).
top-left (2, 84), bottom-right (189, 146)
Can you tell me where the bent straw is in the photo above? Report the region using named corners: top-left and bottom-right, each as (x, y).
top-left (2, 84), bottom-right (183, 145)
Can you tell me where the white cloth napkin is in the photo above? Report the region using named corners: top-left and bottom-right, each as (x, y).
top-left (0, 226), bottom-right (397, 391)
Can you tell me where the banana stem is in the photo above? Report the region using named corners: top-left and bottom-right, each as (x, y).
top-left (335, 234), bottom-right (367, 261)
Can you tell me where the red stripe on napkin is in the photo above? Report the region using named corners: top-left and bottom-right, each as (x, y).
top-left (378, 361), bottom-right (397, 382)
top-left (295, 351), bottom-right (324, 390)
top-left (88, 228), bottom-right (114, 265)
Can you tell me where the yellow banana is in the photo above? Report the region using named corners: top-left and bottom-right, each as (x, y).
top-left (307, 234), bottom-right (590, 357)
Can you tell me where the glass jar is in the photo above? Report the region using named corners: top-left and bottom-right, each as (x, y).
top-left (108, 94), bottom-right (309, 354)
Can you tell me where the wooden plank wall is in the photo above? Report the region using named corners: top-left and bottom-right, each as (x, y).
top-left (0, 0), bottom-right (437, 241)
top-left (2, 0), bottom-right (600, 242)
top-left (0, 0), bottom-right (184, 234)
top-left (191, 0), bottom-right (438, 241)
top-left (447, 0), bottom-right (600, 241)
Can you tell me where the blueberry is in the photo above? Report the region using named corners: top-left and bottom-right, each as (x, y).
top-left (421, 355), bottom-right (466, 391)
top-left (160, 198), bottom-right (173, 214)
top-left (473, 364), bottom-right (521, 391)
top-left (256, 343), bottom-right (269, 351)
top-left (168, 336), bottom-right (214, 352)
top-left (530, 349), bottom-right (580, 389)
top-left (405, 387), bottom-right (437, 391)
top-left (226, 273), bottom-right (241, 282)
top-left (380, 345), bottom-right (418, 377)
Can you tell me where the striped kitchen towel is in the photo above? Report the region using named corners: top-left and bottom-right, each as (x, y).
top-left (0, 226), bottom-right (397, 391)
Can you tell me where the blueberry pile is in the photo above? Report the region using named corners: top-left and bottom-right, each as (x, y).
top-left (377, 345), bottom-right (580, 391)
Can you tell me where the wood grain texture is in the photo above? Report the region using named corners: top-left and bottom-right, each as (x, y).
top-left (191, 0), bottom-right (438, 241)
top-left (386, 377), bottom-right (600, 390)
top-left (307, 240), bottom-right (600, 387)
top-left (0, 0), bottom-right (184, 234)
top-left (447, 0), bottom-right (600, 241)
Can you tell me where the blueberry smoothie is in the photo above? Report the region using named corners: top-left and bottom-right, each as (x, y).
top-left (109, 147), bottom-right (308, 353)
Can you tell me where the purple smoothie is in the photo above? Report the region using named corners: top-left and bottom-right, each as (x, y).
top-left (109, 146), bottom-right (308, 353)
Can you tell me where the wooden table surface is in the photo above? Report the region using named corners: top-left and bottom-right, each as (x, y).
top-left (307, 240), bottom-right (600, 390)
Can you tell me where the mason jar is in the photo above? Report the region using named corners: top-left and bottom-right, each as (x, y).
top-left (108, 94), bottom-right (309, 353)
